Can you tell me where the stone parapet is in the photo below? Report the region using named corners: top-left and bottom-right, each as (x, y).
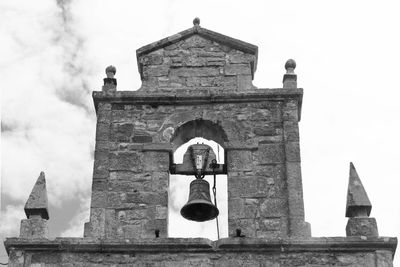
top-left (5, 236), bottom-right (397, 254)
top-left (5, 237), bottom-right (397, 266)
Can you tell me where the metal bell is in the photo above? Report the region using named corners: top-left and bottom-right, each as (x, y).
top-left (180, 179), bottom-right (219, 222)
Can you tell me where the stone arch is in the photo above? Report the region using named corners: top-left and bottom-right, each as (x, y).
top-left (169, 119), bottom-right (228, 152)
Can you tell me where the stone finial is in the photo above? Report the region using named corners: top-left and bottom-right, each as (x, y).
top-left (103, 65), bottom-right (117, 92)
top-left (106, 65), bottom-right (116, 78)
top-left (345, 162), bottom-right (372, 218)
top-left (345, 162), bottom-right (378, 237)
top-left (193, 17), bottom-right (200, 26)
top-left (285, 59), bottom-right (296, 74)
top-left (283, 59), bottom-right (297, 88)
top-left (21, 171), bottom-right (50, 238)
top-left (24, 171), bottom-right (49, 220)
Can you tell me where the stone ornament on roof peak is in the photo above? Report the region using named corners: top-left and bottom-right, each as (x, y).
top-left (193, 17), bottom-right (200, 26)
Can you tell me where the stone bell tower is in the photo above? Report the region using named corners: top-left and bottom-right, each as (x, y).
top-left (84, 17), bottom-right (310, 239)
top-left (5, 18), bottom-right (397, 266)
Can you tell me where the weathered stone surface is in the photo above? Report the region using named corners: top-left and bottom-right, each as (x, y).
top-left (143, 151), bottom-right (170, 171)
top-left (346, 217), bottom-right (379, 237)
top-left (19, 218), bottom-right (49, 238)
top-left (227, 150), bottom-right (254, 171)
top-left (111, 123), bottom-right (133, 142)
top-left (4, 237), bottom-right (397, 266)
top-left (285, 141), bottom-right (301, 162)
top-left (282, 100), bottom-right (299, 121)
top-left (91, 190), bottom-right (107, 208)
top-left (138, 30), bottom-right (257, 91)
top-left (224, 64), bottom-right (251, 76)
top-left (258, 143), bottom-right (284, 164)
top-left (95, 122), bottom-right (110, 141)
top-left (24, 172), bottom-right (49, 220)
top-left (109, 152), bottom-right (142, 172)
top-left (346, 162), bottom-right (372, 217)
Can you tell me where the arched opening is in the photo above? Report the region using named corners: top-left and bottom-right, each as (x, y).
top-left (170, 119), bottom-right (228, 151)
top-left (168, 119), bottom-right (228, 240)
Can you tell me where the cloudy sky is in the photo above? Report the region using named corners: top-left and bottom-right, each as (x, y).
top-left (1, 0), bottom-right (399, 264)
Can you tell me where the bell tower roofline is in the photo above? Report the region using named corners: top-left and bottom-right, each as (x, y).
top-left (136, 18), bottom-right (258, 81)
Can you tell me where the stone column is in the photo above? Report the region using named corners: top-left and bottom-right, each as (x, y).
top-left (283, 97), bottom-right (311, 238)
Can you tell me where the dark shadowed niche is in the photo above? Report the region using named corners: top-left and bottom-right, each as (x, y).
top-left (170, 119), bottom-right (228, 152)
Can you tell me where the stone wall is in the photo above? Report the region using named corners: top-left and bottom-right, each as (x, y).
top-left (85, 89), bottom-right (309, 239)
top-left (138, 35), bottom-right (256, 91)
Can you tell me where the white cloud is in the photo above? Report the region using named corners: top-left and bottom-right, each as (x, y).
top-left (0, 205), bottom-right (25, 237)
top-left (60, 196), bottom-right (90, 237)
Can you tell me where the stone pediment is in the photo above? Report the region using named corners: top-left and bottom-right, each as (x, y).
top-left (136, 22), bottom-right (258, 91)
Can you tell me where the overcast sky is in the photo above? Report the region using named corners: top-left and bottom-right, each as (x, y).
top-left (1, 0), bottom-right (399, 264)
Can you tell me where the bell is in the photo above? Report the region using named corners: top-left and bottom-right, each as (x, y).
top-left (181, 179), bottom-right (219, 222)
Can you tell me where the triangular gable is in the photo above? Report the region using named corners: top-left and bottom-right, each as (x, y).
top-left (136, 25), bottom-right (258, 81)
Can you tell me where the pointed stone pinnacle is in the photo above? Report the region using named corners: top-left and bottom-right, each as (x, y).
top-left (24, 171), bottom-right (49, 220)
top-left (345, 162), bottom-right (372, 218)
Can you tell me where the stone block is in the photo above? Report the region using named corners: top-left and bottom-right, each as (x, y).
top-left (111, 123), bottom-right (133, 142)
top-left (197, 51), bottom-right (225, 58)
top-left (143, 151), bottom-right (170, 171)
top-left (144, 219), bottom-right (168, 233)
top-left (132, 134), bottom-right (153, 143)
top-left (109, 171), bottom-right (152, 181)
top-left (109, 152), bottom-right (143, 172)
top-left (31, 253), bottom-right (61, 264)
top-left (227, 150), bottom-right (254, 171)
top-left (97, 109), bottom-right (111, 123)
top-left (151, 171), bottom-right (169, 191)
top-left (227, 52), bottom-right (254, 64)
top-left (140, 52), bottom-right (164, 66)
top-left (254, 126), bottom-right (276, 136)
top-left (126, 191), bottom-right (167, 205)
top-left (228, 218), bottom-right (257, 237)
top-left (107, 192), bottom-right (127, 208)
top-left (228, 176), bottom-right (279, 198)
top-left (155, 205), bottom-right (168, 219)
top-left (121, 221), bottom-right (143, 238)
top-left (170, 67), bottom-right (219, 77)
top-left (224, 64), bottom-right (251, 76)
top-left (206, 59), bottom-right (225, 67)
top-left (258, 143), bottom-right (284, 164)
top-left (143, 65), bottom-right (170, 77)
top-left (285, 142), bottom-right (301, 162)
top-left (283, 100), bottom-right (299, 121)
top-left (91, 190), bottom-right (106, 208)
top-left (93, 150), bottom-right (109, 178)
top-left (108, 179), bottom-right (152, 192)
top-left (237, 74), bottom-right (253, 90)
top-left (20, 218), bottom-right (49, 238)
top-left (95, 122), bottom-right (110, 141)
top-left (88, 208), bottom-right (105, 237)
top-left (104, 209), bottom-right (118, 238)
top-left (257, 218), bottom-right (281, 231)
top-left (289, 219), bottom-right (311, 238)
top-left (95, 141), bottom-right (113, 151)
top-left (228, 198), bottom-right (258, 219)
top-left (283, 121), bottom-right (299, 141)
top-left (259, 198), bottom-right (286, 217)
top-left (346, 217), bottom-right (379, 237)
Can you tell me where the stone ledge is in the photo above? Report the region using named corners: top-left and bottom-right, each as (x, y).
top-left (92, 88), bottom-right (303, 120)
top-left (4, 237), bottom-right (397, 256)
